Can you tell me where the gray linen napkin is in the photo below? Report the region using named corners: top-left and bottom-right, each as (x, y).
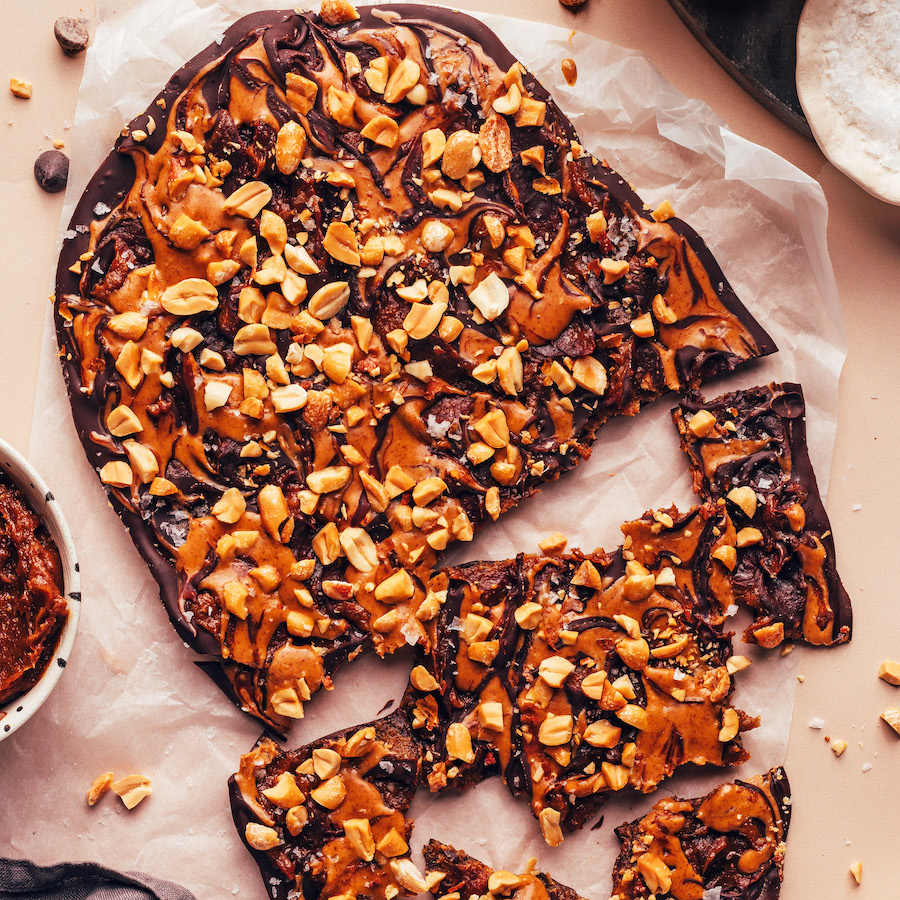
top-left (0, 859), bottom-right (198, 899)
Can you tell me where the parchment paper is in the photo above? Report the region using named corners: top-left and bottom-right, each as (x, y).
top-left (1, 1), bottom-right (846, 897)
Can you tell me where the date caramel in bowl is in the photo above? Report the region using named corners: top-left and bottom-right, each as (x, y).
top-left (0, 438), bottom-right (80, 742)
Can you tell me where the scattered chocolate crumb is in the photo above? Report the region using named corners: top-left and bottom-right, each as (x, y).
top-left (54, 16), bottom-right (90, 55)
top-left (34, 150), bottom-right (69, 193)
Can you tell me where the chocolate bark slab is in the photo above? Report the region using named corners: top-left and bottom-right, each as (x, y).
top-left (673, 383), bottom-right (851, 647)
top-left (229, 709), bottom-right (425, 900)
top-left (53, 4), bottom-right (776, 732)
top-left (610, 767), bottom-right (791, 900)
top-left (406, 548), bottom-right (754, 845)
top-left (423, 839), bottom-right (586, 900)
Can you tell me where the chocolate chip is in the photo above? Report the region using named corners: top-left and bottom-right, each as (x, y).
top-left (54, 16), bottom-right (90, 55)
top-left (34, 150), bottom-right (69, 193)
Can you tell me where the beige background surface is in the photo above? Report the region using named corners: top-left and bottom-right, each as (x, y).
top-left (1, 0), bottom-right (898, 896)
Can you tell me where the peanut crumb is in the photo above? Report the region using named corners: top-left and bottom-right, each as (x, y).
top-left (9, 78), bottom-right (32, 99)
top-left (110, 773), bottom-right (153, 809)
top-left (878, 659), bottom-right (900, 685)
top-left (880, 707), bottom-right (900, 736)
top-left (849, 861), bottom-right (862, 885)
top-left (538, 531), bottom-right (568, 555)
top-left (652, 199), bottom-right (675, 222)
top-left (86, 771), bottom-right (115, 806)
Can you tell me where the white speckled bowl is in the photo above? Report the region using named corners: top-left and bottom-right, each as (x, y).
top-left (0, 437), bottom-right (80, 742)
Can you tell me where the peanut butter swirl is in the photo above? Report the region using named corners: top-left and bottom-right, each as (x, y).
top-left (406, 546), bottom-right (754, 846)
top-left (53, 3), bottom-right (775, 732)
top-left (610, 766), bottom-right (791, 900)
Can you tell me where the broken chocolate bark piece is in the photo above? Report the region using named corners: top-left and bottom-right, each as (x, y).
top-left (54, 4), bottom-right (776, 732)
top-left (610, 767), bottom-right (791, 900)
top-left (229, 709), bottom-right (425, 900)
top-left (407, 549), bottom-right (754, 844)
top-left (673, 383), bottom-right (851, 646)
top-left (423, 839), bottom-right (586, 900)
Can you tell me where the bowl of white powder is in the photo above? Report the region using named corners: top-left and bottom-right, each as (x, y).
top-left (797, 0), bottom-right (900, 204)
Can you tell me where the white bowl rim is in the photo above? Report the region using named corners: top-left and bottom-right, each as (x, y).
top-left (0, 436), bottom-right (81, 742)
